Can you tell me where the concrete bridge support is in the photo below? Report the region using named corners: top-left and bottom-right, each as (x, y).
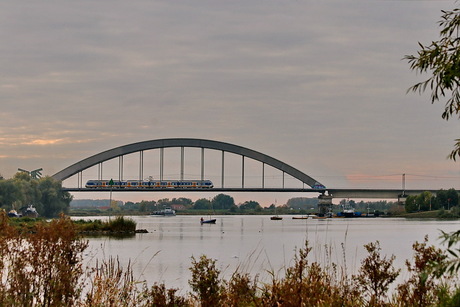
top-left (318, 194), bottom-right (333, 216)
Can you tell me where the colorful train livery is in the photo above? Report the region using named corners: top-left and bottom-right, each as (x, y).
top-left (85, 179), bottom-right (213, 189)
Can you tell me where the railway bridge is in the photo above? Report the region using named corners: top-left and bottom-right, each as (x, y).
top-left (52, 138), bottom-right (326, 191)
top-left (52, 138), bottom-right (445, 213)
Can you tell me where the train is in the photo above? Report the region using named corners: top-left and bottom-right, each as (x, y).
top-left (85, 179), bottom-right (214, 189)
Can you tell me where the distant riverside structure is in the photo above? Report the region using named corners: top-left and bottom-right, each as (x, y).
top-left (18, 168), bottom-right (43, 179)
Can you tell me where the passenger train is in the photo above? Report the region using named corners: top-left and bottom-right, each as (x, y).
top-left (85, 179), bottom-right (214, 189)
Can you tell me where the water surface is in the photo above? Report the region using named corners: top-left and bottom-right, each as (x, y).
top-left (80, 215), bottom-right (460, 293)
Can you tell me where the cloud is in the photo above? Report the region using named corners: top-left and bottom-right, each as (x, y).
top-left (0, 0), bottom-right (457, 203)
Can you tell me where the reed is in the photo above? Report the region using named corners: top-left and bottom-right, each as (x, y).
top-left (73, 216), bottom-right (137, 234)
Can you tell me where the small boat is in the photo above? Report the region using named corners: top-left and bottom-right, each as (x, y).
top-left (22, 204), bottom-right (39, 218)
top-left (7, 210), bottom-right (20, 218)
top-left (292, 216), bottom-right (309, 220)
top-left (150, 208), bottom-right (176, 216)
top-left (200, 201), bottom-right (216, 224)
top-left (312, 215), bottom-right (327, 220)
top-left (200, 218), bottom-right (216, 224)
top-left (270, 201), bottom-right (282, 220)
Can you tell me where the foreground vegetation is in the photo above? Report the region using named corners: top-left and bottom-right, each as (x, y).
top-left (1, 212), bottom-right (460, 306)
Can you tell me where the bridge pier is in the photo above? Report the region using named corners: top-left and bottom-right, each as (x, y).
top-left (318, 194), bottom-right (333, 216)
top-left (398, 194), bottom-right (407, 205)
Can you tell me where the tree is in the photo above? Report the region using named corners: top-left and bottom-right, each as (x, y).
top-left (415, 191), bottom-right (433, 211)
top-left (0, 173), bottom-right (72, 218)
top-left (212, 194), bottom-right (235, 210)
top-left (194, 198), bottom-right (211, 210)
top-left (405, 7), bottom-right (460, 160)
top-left (405, 195), bottom-right (418, 213)
top-left (355, 241), bottom-right (400, 306)
top-left (0, 179), bottom-right (19, 210)
top-left (171, 197), bottom-right (193, 207)
top-left (37, 176), bottom-right (73, 217)
top-left (436, 188), bottom-right (459, 209)
top-left (239, 200), bottom-right (261, 211)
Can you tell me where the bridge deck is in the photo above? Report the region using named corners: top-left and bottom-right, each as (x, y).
top-left (62, 188), bottom-right (446, 199)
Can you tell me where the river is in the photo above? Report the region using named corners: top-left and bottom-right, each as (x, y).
top-left (79, 215), bottom-right (460, 294)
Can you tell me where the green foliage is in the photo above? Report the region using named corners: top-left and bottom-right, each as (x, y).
top-left (212, 194), bottom-right (235, 210)
top-left (193, 198), bottom-right (212, 210)
top-left (437, 188), bottom-right (459, 209)
top-left (434, 230), bottom-right (460, 277)
top-left (0, 173), bottom-right (71, 218)
top-left (73, 216), bottom-right (136, 233)
top-left (239, 200), bottom-right (261, 211)
top-left (437, 207), bottom-right (460, 219)
top-left (405, 189), bottom-right (459, 213)
top-left (107, 216), bottom-right (136, 232)
top-left (405, 7), bottom-right (460, 160)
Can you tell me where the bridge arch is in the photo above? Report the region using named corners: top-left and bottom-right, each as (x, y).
top-left (52, 138), bottom-right (323, 188)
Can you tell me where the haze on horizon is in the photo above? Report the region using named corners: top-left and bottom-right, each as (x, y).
top-left (0, 1), bottom-right (459, 205)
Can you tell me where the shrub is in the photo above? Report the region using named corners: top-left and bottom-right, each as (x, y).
top-left (394, 236), bottom-right (449, 306)
top-left (0, 212), bottom-right (87, 306)
top-left (106, 216), bottom-right (136, 232)
top-left (355, 241), bottom-right (400, 306)
top-left (188, 255), bottom-right (224, 306)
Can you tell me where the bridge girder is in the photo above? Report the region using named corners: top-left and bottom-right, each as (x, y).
top-left (51, 138), bottom-right (324, 188)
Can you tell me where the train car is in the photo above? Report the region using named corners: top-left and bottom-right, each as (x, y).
top-left (312, 182), bottom-right (326, 189)
top-left (85, 179), bottom-right (213, 189)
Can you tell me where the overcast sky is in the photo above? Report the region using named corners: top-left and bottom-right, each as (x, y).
top-left (1, 1), bottom-right (459, 205)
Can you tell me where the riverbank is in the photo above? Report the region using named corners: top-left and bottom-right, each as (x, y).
top-left (396, 209), bottom-right (460, 219)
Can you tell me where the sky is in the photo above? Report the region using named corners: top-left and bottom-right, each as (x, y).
top-left (1, 0), bottom-right (459, 206)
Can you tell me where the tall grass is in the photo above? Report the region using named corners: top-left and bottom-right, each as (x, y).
top-left (0, 211), bottom-right (459, 306)
top-left (0, 213), bottom-right (87, 306)
top-left (73, 216), bottom-right (137, 233)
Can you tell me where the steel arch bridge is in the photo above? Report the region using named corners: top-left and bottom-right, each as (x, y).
top-left (52, 138), bottom-right (325, 192)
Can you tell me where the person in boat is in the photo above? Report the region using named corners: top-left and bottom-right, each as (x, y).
top-left (200, 217), bottom-right (204, 222)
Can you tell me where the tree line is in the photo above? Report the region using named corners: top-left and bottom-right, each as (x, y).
top-left (0, 172), bottom-right (72, 218)
top-left (405, 188), bottom-right (459, 214)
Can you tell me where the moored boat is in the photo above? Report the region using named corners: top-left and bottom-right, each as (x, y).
top-left (270, 216), bottom-right (282, 220)
top-left (7, 210), bottom-right (20, 218)
top-left (312, 215), bottom-right (327, 220)
top-left (292, 216), bottom-right (309, 219)
top-left (22, 204), bottom-right (39, 218)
